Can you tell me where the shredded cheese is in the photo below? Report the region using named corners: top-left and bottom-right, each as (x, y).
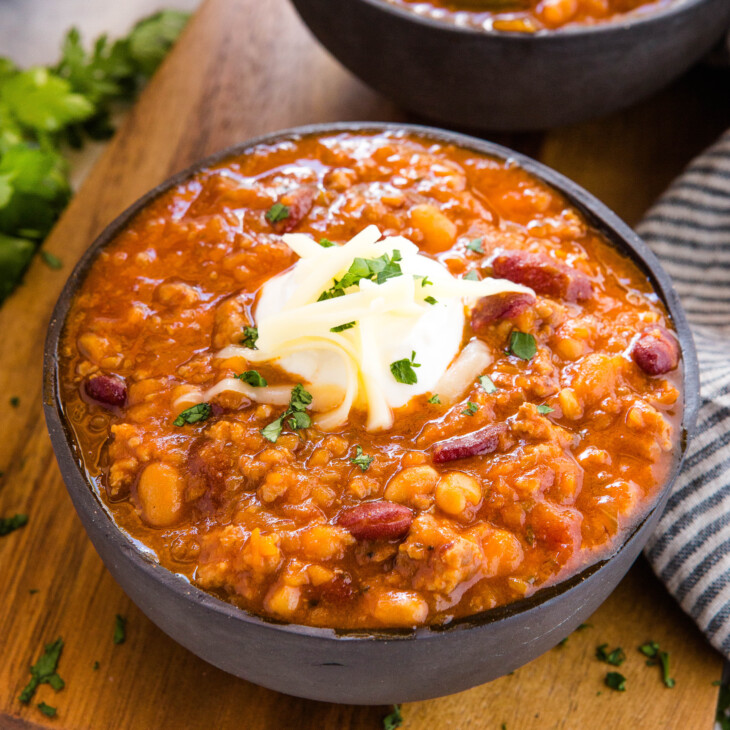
top-left (209, 227), bottom-right (532, 431)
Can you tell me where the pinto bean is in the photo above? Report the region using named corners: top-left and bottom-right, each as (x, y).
top-left (84, 374), bottom-right (127, 408)
top-left (492, 250), bottom-right (592, 302)
top-left (470, 291), bottom-right (536, 331)
top-left (631, 326), bottom-right (679, 376)
top-left (271, 187), bottom-right (316, 233)
top-left (432, 423), bottom-right (507, 463)
top-left (337, 501), bottom-right (413, 541)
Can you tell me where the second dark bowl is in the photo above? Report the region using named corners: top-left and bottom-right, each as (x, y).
top-left (290, 0), bottom-right (730, 131)
top-left (44, 122), bottom-right (699, 704)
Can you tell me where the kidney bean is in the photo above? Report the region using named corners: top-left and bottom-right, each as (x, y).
top-left (317, 573), bottom-right (357, 604)
top-left (470, 291), bottom-right (536, 331)
top-left (492, 250), bottom-right (592, 302)
top-left (337, 501), bottom-right (413, 541)
top-left (631, 326), bottom-right (679, 376)
top-left (432, 423), bottom-right (507, 463)
top-left (271, 186), bottom-right (316, 233)
top-left (84, 374), bottom-right (127, 408)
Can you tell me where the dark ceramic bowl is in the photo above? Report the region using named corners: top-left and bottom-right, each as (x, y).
top-left (290, 0), bottom-right (730, 131)
top-left (44, 122), bottom-right (698, 705)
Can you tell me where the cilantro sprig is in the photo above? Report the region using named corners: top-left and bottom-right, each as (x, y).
top-left (0, 512), bottom-right (28, 536)
top-left (390, 351), bottom-right (420, 385)
top-left (350, 445), bottom-right (374, 472)
top-left (19, 637), bottom-right (65, 705)
top-left (261, 384), bottom-right (313, 443)
top-left (173, 402), bottom-right (211, 427)
top-left (318, 250), bottom-right (403, 301)
top-left (0, 11), bottom-right (189, 304)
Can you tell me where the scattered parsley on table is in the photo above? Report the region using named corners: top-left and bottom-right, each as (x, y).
top-left (113, 614), bottom-right (127, 645)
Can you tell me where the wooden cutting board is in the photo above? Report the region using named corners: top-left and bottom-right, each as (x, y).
top-left (1, 1), bottom-right (728, 727)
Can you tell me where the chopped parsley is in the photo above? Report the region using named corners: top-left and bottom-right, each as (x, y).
top-left (556, 637), bottom-right (569, 648)
top-left (0, 513), bottom-right (28, 536)
top-left (37, 702), bottom-right (57, 718)
top-left (508, 331), bottom-right (537, 360)
top-left (604, 672), bottom-right (627, 692)
top-left (479, 375), bottom-right (497, 394)
top-left (265, 201), bottom-right (290, 224)
top-left (173, 402), bottom-right (211, 427)
top-left (236, 370), bottom-right (267, 387)
top-left (10, 396), bottom-right (20, 407)
top-left (350, 445), bottom-right (374, 472)
top-left (525, 526), bottom-right (535, 546)
top-left (577, 623), bottom-right (593, 631)
top-left (537, 404), bottom-right (554, 415)
top-left (639, 641), bottom-right (675, 688)
top-left (467, 237), bottom-right (484, 254)
top-left (596, 644), bottom-right (626, 667)
top-left (416, 275), bottom-right (433, 287)
top-left (428, 394), bottom-right (441, 404)
top-left (261, 384), bottom-right (313, 443)
top-left (19, 637), bottom-right (64, 704)
top-left (463, 270), bottom-right (480, 281)
top-left (318, 238), bottom-right (335, 248)
top-left (424, 295), bottom-right (438, 305)
top-left (92, 661), bottom-right (100, 671)
top-left (113, 614), bottom-right (126, 645)
top-left (40, 251), bottom-right (62, 270)
top-left (318, 250), bottom-right (403, 301)
top-left (463, 402), bottom-right (479, 416)
top-left (383, 704), bottom-right (403, 730)
top-left (241, 326), bottom-right (259, 349)
top-left (331, 321), bottom-right (356, 332)
top-left (716, 681), bottom-right (730, 729)
top-left (390, 351), bottom-right (421, 385)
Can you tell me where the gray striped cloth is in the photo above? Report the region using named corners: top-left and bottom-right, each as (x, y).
top-left (637, 129), bottom-right (730, 658)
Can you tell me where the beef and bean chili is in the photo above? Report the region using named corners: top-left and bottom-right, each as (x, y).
top-left (386, 0), bottom-right (675, 32)
top-left (59, 131), bottom-right (682, 629)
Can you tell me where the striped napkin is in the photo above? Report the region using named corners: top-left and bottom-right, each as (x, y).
top-left (637, 129), bottom-right (730, 658)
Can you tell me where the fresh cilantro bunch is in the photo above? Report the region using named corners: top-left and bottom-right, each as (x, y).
top-left (0, 10), bottom-right (189, 303)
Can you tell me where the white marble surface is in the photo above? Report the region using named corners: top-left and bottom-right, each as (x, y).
top-left (0, 0), bottom-right (201, 67)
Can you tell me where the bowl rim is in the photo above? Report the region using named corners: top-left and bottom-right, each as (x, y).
top-left (43, 121), bottom-right (699, 643)
top-left (351, 0), bottom-right (706, 38)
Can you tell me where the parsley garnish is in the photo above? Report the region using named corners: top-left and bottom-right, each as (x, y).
top-left (113, 614), bottom-right (126, 645)
top-left (383, 704), bottom-right (403, 730)
top-left (467, 238), bottom-right (484, 254)
top-left (424, 296), bottom-right (437, 305)
top-left (350, 445), bottom-right (374, 472)
top-left (716, 682), bottom-right (730, 729)
top-left (19, 637), bottom-right (64, 704)
top-left (508, 331), bottom-right (537, 360)
top-left (605, 672), bottom-right (627, 692)
top-left (319, 238), bottom-right (335, 248)
top-left (173, 402), bottom-right (211, 427)
top-left (40, 251), bottom-right (62, 270)
top-left (577, 623), bottom-right (593, 631)
top-left (416, 275), bottom-right (433, 287)
top-left (537, 404), bottom-right (554, 414)
top-left (463, 270), bottom-right (480, 281)
top-left (390, 351), bottom-right (421, 385)
top-left (10, 396), bottom-right (20, 407)
top-left (265, 201), bottom-right (290, 224)
top-left (241, 326), bottom-right (259, 349)
top-left (261, 384), bottom-right (313, 443)
top-left (92, 661), bottom-right (100, 671)
top-left (318, 250), bottom-right (403, 301)
top-left (236, 370), bottom-right (267, 387)
top-left (639, 641), bottom-right (675, 688)
top-left (463, 402), bottom-right (479, 416)
top-left (479, 375), bottom-right (497, 394)
top-left (37, 702), bottom-right (57, 718)
top-left (596, 644), bottom-right (626, 667)
top-left (525, 526), bottom-right (536, 546)
top-left (0, 12), bottom-right (189, 306)
top-left (331, 321), bottom-right (356, 332)
top-left (428, 394), bottom-right (441, 404)
top-left (0, 513), bottom-right (28, 536)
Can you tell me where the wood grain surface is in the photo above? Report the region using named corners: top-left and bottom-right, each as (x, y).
top-left (1, 1), bottom-right (728, 728)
